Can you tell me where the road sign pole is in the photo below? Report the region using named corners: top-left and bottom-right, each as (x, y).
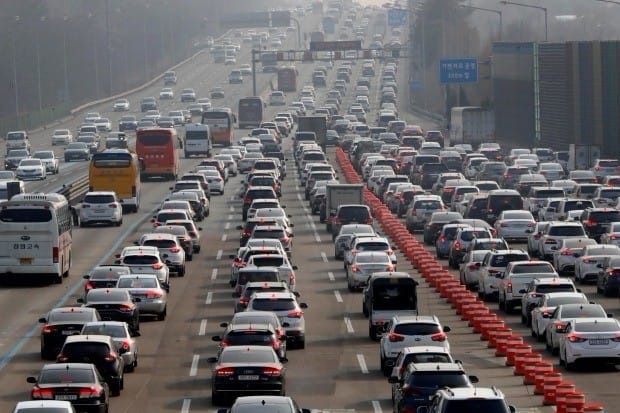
top-left (252, 49), bottom-right (257, 97)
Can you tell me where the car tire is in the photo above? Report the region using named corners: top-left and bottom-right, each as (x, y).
top-left (111, 379), bottom-right (121, 397)
top-left (157, 307), bottom-right (167, 321)
top-left (178, 267), bottom-right (185, 277)
top-left (187, 253), bottom-right (193, 261)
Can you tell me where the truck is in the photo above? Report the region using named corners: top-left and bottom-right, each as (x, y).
top-left (323, 183), bottom-right (363, 231)
top-left (362, 272), bottom-right (419, 340)
top-left (449, 106), bottom-right (495, 146)
top-left (260, 51), bottom-right (278, 73)
top-left (183, 123), bottom-right (212, 158)
top-left (297, 116), bottom-right (327, 151)
top-left (322, 16), bottom-right (336, 34)
top-left (310, 31), bottom-right (325, 43)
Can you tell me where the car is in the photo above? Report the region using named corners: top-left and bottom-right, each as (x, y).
top-left (269, 91), bottom-right (286, 106)
top-left (93, 118), bottom-right (112, 132)
top-left (559, 317), bottom-right (620, 370)
top-left (159, 87), bottom-right (174, 99)
top-left (27, 364), bottom-right (110, 412)
top-left (180, 88), bottom-right (196, 102)
top-left (387, 346), bottom-right (455, 396)
top-left (422, 211), bottom-right (464, 245)
top-left (151, 208), bottom-right (193, 227)
top-left (221, 396), bottom-right (312, 413)
top-left (77, 288), bottom-right (140, 332)
top-left (574, 244), bottom-right (620, 283)
top-left (552, 237), bottom-right (597, 275)
top-left (64, 142), bottom-right (90, 162)
top-left (493, 210), bottom-right (536, 242)
top-left (81, 321), bottom-right (140, 372)
top-left (580, 207), bottom-right (620, 241)
top-left (57, 335), bottom-right (125, 396)
top-left (208, 346), bottom-right (287, 405)
top-left (228, 69), bottom-right (243, 83)
top-left (15, 158), bottom-right (46, 180)
top-left (591, 158), bottom-right (620, 182)
top-left (346, 251), bottom-right (394, 291)
top-left (78, 191), bottom-right (123, 227)
top-left (137, 232), bottom-right (186, 275)
top-left (82, 265), bottom-right (131, 297)
top-left (498, 261), bottom-right (559, 313)
top-left (434, 224), bottom-right (471, 259)
top-left (418, 386), bottom-right (515, 413)
top-left (477, 250), bottom-right (530, 300)
top-left (165, 219), bottom-right (202, 253)
top-left (116, 274), bottom-right (169, 320)
top-left (447, 226), bottom-right (493, 269)
top-left (246, 291), bottom-right (308, 348)
top-left (333, 224), bottom-right (376, 259)
top-left (459, 250), bottom-right (489, 290)
top-left (380, 315), bottom-right (451, 376)
top-left (344, 236), bottom-right (397, 267)
top-left (13, 400), bottom-right (76, 413)
top-left (113, 98), bottom-right (130, 111)
top-left (51, 129), bottom-right (73, 145)
top-left (115, 245), bottom-right (170, 286)
top-left (538, 221), bottom-right (588, 260)
top-left (38, 307), bottom-right (101, 360)
top-left (406, 195), bottom-right (445, 232)
top-left (544, 303), bottom-right (610, 354)
top-left (153, 224), bottom-right (196, 258)
top-left (4, 149), bottom-right (30, 170)
top-left (530, 291), bottom-right (588, 339)
top-left (212, 322), bottom-right (286, 358)
top-left (210, 87), bottom-right (225, 99)
top-left (118, 115), bottom-right (138, 131)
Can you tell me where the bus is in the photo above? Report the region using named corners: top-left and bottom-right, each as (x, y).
top-left (277, 67), bottom-right (298, 92)
top-left (135, 128), bottom-right (179, 180)
top-left (0, 193), bottom-right (72, 284)
top-left (237, 97), bottom-right (266, 129)
top-left (201, 108), bottom-right (236, 146)
top-left (89, 149), bottom-right (141, 212)
top-left (184, 123), bottom-right (212, 158)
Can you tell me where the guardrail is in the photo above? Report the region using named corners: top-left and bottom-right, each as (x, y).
top-left (56, 175), bottom-right (89, 205)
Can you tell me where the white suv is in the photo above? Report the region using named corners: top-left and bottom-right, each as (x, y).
top-left (115, 246), bottom-right (170, 285)
top-left (477, 250), bottom-right (530, 300)
top-left (419, 387), bottom-right (515, 413)
top-left (78, 191), bottom-right (123, 227)
top-left (137, 233), bottom-right (186, 277)
top-left (405, 195), bottom-right (445, 232)
top-left (537, 221), bottom-right (587, 259)
top-left (379, 315), bottom-right (451, 376)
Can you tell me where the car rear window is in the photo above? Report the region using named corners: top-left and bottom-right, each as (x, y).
top-left (460, 230), bottom-right (491, 242)
top-left (548, 226), bottom-right (585, 236)
top-left (248, 190), bottom-right (277, 199)
top-left (404, 353), bottom-right (452, 365)
top-left (84, 194), bottom-right (115, 204)
top-left (511, 263), bottom-right (555, 273)
top-left (589, 211), bottom-right (620, 222)
top-left (490, 253), bottom-right (529, 267)
top-left (157, 212), bottom-right (186, 222)
top-left (422, 163), bottom-right (449, 173)
top-left (40, 368), bottom-right (95, 384)
top-left (357, 242), bottom-right (389, 251)
top-left (61, 342), bottom-right (111, 358)
top-left (337, 206), bottom-right (370, 221)
top-left (599, 160), bottom-right (620, 167)
top-left (251, 298), bottom-right (296, 311)
top-left (473, 240), bottom-right (507, 250)
top-left (226, 330), bottom-right (273, 345)
top-left (394, 323), bottom-right (441, 335)
top-left (407, 371), bottom-right (470, 388)
top-left (143, 239), bottom-right (177, 249)
top-left (576, 321), bottom-right (619, 332)
top-left (252, 257), bottom-right (284, 267)
top-left (563, 200), bottom-right (594, 211)
top-left (488, 195), bottom-right (523, 212)
top-left (122, 255), bottom-right (158, 265)
top-left (252, 230), bottom-right (285, 239)
top-left (533, 189), bottom-right (565, 198)
top-left (414, 200), bottom-right (442, 209)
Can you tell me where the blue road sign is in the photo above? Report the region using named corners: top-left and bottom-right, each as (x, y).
top-left (388, 8), bottom-right (407, 27)
top-left (439, 58), bottom-right (478, 84)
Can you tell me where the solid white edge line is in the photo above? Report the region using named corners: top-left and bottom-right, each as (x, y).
top-left (321, 252), bottom-right (328, 263)
top-left (198, 319), bottom-right (207, 336)
top-left (181, 398), bottom-right (191, 413)
top-left (189, 354), bottom-right (199, 377)
top-left (357, 354), bottom-right (369, 374)
top-left (211, 269), bottom-right (218, 280)
top-left (227, 214), bottom-right (233, 220)
top-left (344, 317), bottom-right (354, 333)
top-left (334, 290), bottom-right (343, 303)
top-left (205, 292), bottom-right (213, 305)
top-left (372, 400), bottom-right (382, 413)
top-left (328, 271), bottom-right (335, 281)
top-left (229, 206), bottom-right (234, 212)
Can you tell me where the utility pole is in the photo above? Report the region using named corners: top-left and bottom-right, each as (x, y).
top-left (105, 0), bottom-right (113, 94)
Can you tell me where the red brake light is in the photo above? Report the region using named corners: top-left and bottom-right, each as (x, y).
top-left (567, 334), bottom-right (587, 343)
top-left (560, 249), bottom-right (573, 256)
top-left (389, 332), bottom-right (405, 342)
top-left (351, 265), bottom-right (361, 272)
top-left (32, 387), bottom-right (54, 399)
top-left (152, 262), bottom-right (164, 270)
top-left (56, 354), bottom-right (68, 362)
top-left (109, 204), bottom-right (118, 209)
top-left (454, 241), bottom-right (461, 251)
top-left (584, 220), bottom-right (595, 227)
top-left (104, 352), bottom-right (118, 362)
top-left (42, 325), bottom-right (54, 334)
top-left (79, 386), bottom-right (103, 398)
top-left (431, 332), bottom-right (447, 342)
top-left (287, 309), bottom-right (303, 318)
top-left (366, 217), bottom-right (374, 224)
top-left (53, 247), bottom-right (59, 263)
top-left (263, 366), bottom-right (282, 376)
top-left (468, 263), bottom-right (479, 270)
top-left (169, 247), bottom-right (181, 253)
top-left (146, 290), bottom-right (163, 299)
top-left (121, 340), bottom-right (131, 351)
top-left (216, 367), bottom-right (235, 376)
top-left (439, 236), bottom-right (446, 243)
top-left (500, 222), bottom-right (508, 227)
top-left (506, 282), bottom-right (513, 293)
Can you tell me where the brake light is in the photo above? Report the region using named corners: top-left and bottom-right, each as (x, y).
top-left (431, 332), bottom-right (447, 342)
top-left (387, 265), bottom-right (395, 271)
top-left (610, 234), bottom-right (618, 240)
top-left (454, 241), bottom-right (461, 251)
top-left (53, 247), bottom-right (59, 263)
top-left (567, 334), bottom-right (587, 343)
top-left (85, 282), bottom-right (95, 291)
top-left (389, 332), bottom-right (405, 342)
top-left (119, 303), bottom-right (134, 311)
top-left (216, 367), bottom-right (235, 376)
top-left (42, 325), bottom-right (54, 334)
top-left (104, 351), bottom-right (118, 362)
top-left (109, 203), bottom-right (118, 208)
top-left (146, 290), bottom-right (163, 299)
top-left (582, 258), bottom-right (594, 264)
top-left (56, 353), bottom-right (68, 362)
top-left (545, 238), bottom-right (557, 244)
top-left (506, 282), bottom-right (513, 293)
top-left (504, 174), bottom-right (513, 179)
top-left (560, 249), bottom-right (573, 256)
top-left (584, 220), bottom-right (595, 227)
top-left (153, 222), bottom-right (160, 227)
top-left (32, 387), bottom-right (54, 399)
top-left (239, 296), bottom-right (249, 305)
top-left (121, 340), bottom-right (131, 351)
top-left (500, 222), bottom-right (508, 227)
top-left (610, 335), bottom-right (620, 342)
top-left (289, 273), bottom-right (296, 283)
top-left (263, 366), bottom-right (282, 376)
top-left (287, 309), bottom-right (303, 318)
top-left (595, 166), bottom-right (602, 171)
top-left (351, 265), bottom-right (361, 272)
top-left (152, 262), bottom-right (164, 270)
top-left (79, 385), bottom-right (103, 398)
top-left (439, 236), bottom-right (446, 243)
top-left (529, 292), bottom-right (540, 298)
top-left (244, 197), bottom-right (251, 204)
top-left (468, 263), bottom-right (479, 270)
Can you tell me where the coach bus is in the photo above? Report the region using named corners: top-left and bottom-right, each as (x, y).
top-left (202, 108), bottom-right (236, 146)
top-left (89, 149), bottom-right (141, 212)
top-left (0, 193), bottom-right (72, 284)
top-left (277, 67), bottom-right (298, 92)
top-left (238, 97), bottom-right (266, 129)
top-left (136, 128), bottom-right (179, 180)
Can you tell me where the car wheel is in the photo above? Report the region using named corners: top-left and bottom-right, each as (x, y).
top-left (505, 301), bottom-right (514, 313)
top-left (111, 380), bottom-right (121, 397)
top-left (157, 307), bottom-right (167, 321)
top-left (187, 253), bottom-right (193, 261)
top-left (178, 267), bottom-right (185, 277)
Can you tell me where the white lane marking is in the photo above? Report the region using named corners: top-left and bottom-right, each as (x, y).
top-left (181, 398), bottom-right (191, 413)
top-left (315, 233), bottom-right (321, 243)
top-left (297, 193), bottom-right (303, 201)
top-left (229, 195), bottom-right (235, 202)
top-left (189, 354), bottom-right (199, 376)
top-left (198, 319), bottom-right (207, 336)
top-left (328, 271), bottom-right (335, 281)
top-left (229, 205), bottom-right (234, 212)
top-left (344, 317), bottom-right (354, 333)
top-left (227, 214), bottom-right (233, 220)
top-left (357, 354), bottom-right (369, 374)
top-left (334, 290), bottom-right (343, 303)
top-left (205, 292), bottom-right (213, 305)
top-left (224, 222), bottom-right (231, 230)
top-left (221, 234), bottom-right (228, 242)
top-left (216, 249), bottom-right (223, 260)
top-left (211, 269), bottom-right (218, 280)
top-left (295, 185), bottom-right (300, 191)
top-left (321, 252), bottom-right (328, 263)
top-left (372, 400), bottom-right (382, 413)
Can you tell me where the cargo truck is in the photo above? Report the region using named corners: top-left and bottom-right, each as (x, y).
top-left (449, 106), bottom-right (495, 146)
top-left (297, 116), bottom-right (327, 151)
top-left (323, 183), bottom-right (363, 231)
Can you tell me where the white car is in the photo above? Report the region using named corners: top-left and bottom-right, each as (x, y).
top-left (159, 88), bottom-right (174, 99)
top-left (84, 112), bottom-right (101, 123)
top-left (15, 158), bottom-right (46, 180)
top-left (196, 169), bottom-right (225, 194)
top-left (93, 117), bottom-right (112, 132)
top-left (214, 154), bottom-right (238, 176)
top-left (459, 250), bottom-right (488, 290)
top-left (559, 317), bottom-right (620, 369)
top-left (138, 232), bottom-right (187, 276)
top-left (180, 88), bottom-right (196, 102)
top-left (544, 303), bottom-right (609, 354)
top-left (530, 292), bottom-right (588, 339)
top-left (574, 244), bottom-right (620, 283)
top-left (269, 91), bottom-right (286, 106)
top-left (51, 129), bottom-right (73, 145)
top-left (78, 191), bottom-right (123, 227)
top-left (13, 401), bottom-right (75, 413)
top-left (113, 98), bottom-right (130, 111)
top-left (32, 151), bottom-right (59, 175)
top-left (600, 222), bottom-right (620, 246)
top-left (115, 245), bottom-right (170, 285)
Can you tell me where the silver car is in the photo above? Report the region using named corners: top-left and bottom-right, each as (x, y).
top-left (116, 274), bottom-right (168, 320)
top-left (494, 210), bottom-right (536, 242)
top-left (115, 246), bottom-right (170, 285)
top-left (137, 233), bottom-right (187, 276)
top-left (81, 321), bottom-right (139, 372)
top-left (333, 224), bottom-right (376, 259)
top-left (405, 195), bottom-right (445, 232)
top-left (346, 251), bottom-right (394, 291)
top-left (246, 292), bottom-right (308, 349)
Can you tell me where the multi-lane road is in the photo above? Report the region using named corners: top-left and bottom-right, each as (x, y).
top-left (0, 6), bottom-right (614, 413)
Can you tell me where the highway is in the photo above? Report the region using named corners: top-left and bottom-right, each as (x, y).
top-left (0, 5), bottom-right (613, 413)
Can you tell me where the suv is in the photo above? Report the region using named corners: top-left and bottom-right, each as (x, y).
top-left (477, 250), bottom-right (530, 300)
top-left (406, 195), bottom-right (445, 232)
top-left (520, 277), bottom-right (578, 326)
top-left (137, 233), bottom-right (186, 276)
top-left (115, 246), bottom-right (170, 285)
top-left (554, 198), bottom-right (595, 221)
top-left (78, 191), bottom-right (123, 227)
top-left (246, 292), bottom-right (308, 349)
top-left (330, 204), bottom-right (373, 238)
top-left (537, 221), bottom-right (587, 259)
top-left (484, 189), bottom-right (523, 225)
top-left (580, 207), bottom-right (620, 241)
top-left (140, 97), bottom-right (157, 112)
top-left (379, 315), bottom-right (451, 376)
top-left (447, 227), bottom-right (493, 269)
top-left (419, 387), bottom-right (515, 413)
top-left (38, 307), bottom-right (101, 360)
top-left (212, 322), bottom-right (286, 358)
top-left (413, 162), bottom-right (449, 189)
top-left (423, 211), bottom-right (463, 244)
top-left (57, 335), bottom-right (125, 396)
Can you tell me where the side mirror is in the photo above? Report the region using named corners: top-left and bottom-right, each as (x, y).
top-left (416, 408), bottom-right (429, 413)
top-left (279, 356), bottom-right (289, 363)
top-left (442, 326), bottom-right (451, 333)
top-left (212, 336), bottom-right (222, 342)
top-left (525, 229), bottom-right (533, 234)
top-left (232, 292), bottom-right (240, 298)
top-left (299, 302), bottom-right (308, 309)
top-left (292, 265), bottom-right (299, 270)
top-left (83, 275), bottom-right (90, 280)
top-left (114, 260), bottom-right (121, 265)
top-left (26, 376), bottom-right (37, 384)
top-left (469, 375), bottom-right (479, 384)
top-left (387, 376), bottom-right (400, 384)
top-left (542, 313), bottom-right (551, 319)
top-left (608, 313), bottom-right (614, 317)
top-left (206, 356), bottom-right (218, 363)
top-left (118, 346), bottom-right (128, 355)
top-left (596, 263), bottom-right (603, 268)
top-left (131, 330), bottom-right (141, 337)
top-left (38, 317), bottom-right (46, 323)
top-left (236, 225), bottom-right (243, 230)
top-left (509, 406), bottom-right (516, 413)
top-left (518, 289), bottom-right (527, 294)
top-left (77, 298), bottom-right (85, 304)
top-left (229, 254), bottom-right (237, 259)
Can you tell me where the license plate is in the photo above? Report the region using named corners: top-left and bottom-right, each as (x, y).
top-left (237, 375), bottom-right (259, 380)
top-left (55, 394), bottom-right (77, 401)
top-left (19, 258), bottom-right (33, 265)
top-left (589, 339), bottom-right (609, 345)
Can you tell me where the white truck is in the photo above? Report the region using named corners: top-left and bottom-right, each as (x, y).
top-left (324, 184), bottom-right (363, 232)
top-left (449, 106), bottom-right (494, 146)
top-left (183, 124), bottom-right (212, 158)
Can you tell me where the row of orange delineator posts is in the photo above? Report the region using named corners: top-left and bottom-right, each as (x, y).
top-left (334, 148), bottom-right (605, 413)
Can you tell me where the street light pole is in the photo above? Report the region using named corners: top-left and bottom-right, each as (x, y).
top-left (62, 16), bottom-right (70, 102)
top-left (36, 16), bottom-right (45, 111)
top-left (459, 4), bottom-right (503, 41)
top-left (88, 13), bottom-right (100, 98)
top-left (12, 16), bottom-right (20, 116)
top-left (499, 0), bottom-right (547, 42)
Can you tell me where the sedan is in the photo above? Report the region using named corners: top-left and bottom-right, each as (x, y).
top-left (530, 292), bottom-right (589, 339)
top-left (77, 288), bottom-right (140, 332)
top-left (159, 88), bottom-right (174, 99)
top-left (27, 363), bottom-right (110, 413)
top-left (210, 87), bottom-right (225, 99)
top-left (333, 224), bottom-right (376, 259)
top-left (81, 321), bottom-right (140, 372)
top-left (246, 292), bottom-right (308, 349)
top-left (544, 303), bottom-right (609, 354)
top-left (93, 118), bottom-right (112, 132)
top-left (494, 210), bottom-right (536, 242)
top-left (113, 98), bottom-right (130, 111)
top-left (51, 129), bottom-right (73, 145)
top-left (4, 149), bottom-right (30, 170)
top-left (116, 274), bottom-right (169, 320)
top-left (208, 346), bottom-right (287, 406)
top-left (64, 142), bottom-right (90, 162)
top-left (346, 251), bottom-right (394, 291)
top-left (38, 307), bottom-right (101, 360)
top-left (459, 250), bottom-right (489, 290)
top-left (32, 150), bottom-right (59, 175)
top-left (559, 317), bottom-right (620, 369)
top-left (599, 222), bottom-right (620, 246)
top-left (180, 88), bottom-right (196, 102)
top-left (15, 158), bottom-right (46, 180)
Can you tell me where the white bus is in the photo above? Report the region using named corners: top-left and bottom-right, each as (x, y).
top-left (0, 193), bottom-right (72, 284)
top-left (184, 123), bottom-right (212, 158)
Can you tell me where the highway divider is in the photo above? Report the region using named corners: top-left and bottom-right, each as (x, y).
top-left (333, 146), bottom-right (603, 413)
top-left (55, 176), bottom-right (90, 205)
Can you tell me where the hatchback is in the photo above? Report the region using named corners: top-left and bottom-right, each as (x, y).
top-left (246, 292), bottom-right (308, 348)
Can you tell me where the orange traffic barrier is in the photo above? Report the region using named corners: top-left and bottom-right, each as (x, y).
top-left (513, 351), bottom-right (541, 376)
top-left (479, 320), bottom-right (506, 341)
top-left (555, 383), bottom-right (576, 413)
top-left (505, 343), bottom-right (532, 366)
top-left (487, 327), bottom-right (512, 348)
top-left (471, 314), bottom-right (498, 333)
top-left (543, 374), bottom-right (566, 405)
top-left (565, 392), bottom-right (586, 413)
top-left (583, 403), bottom-right (605, 412)
top-left (532, 362), bottom-right (555, 392)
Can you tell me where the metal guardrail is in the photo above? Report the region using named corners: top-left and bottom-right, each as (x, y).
top-left (56, 175), bottom-right (89, 205)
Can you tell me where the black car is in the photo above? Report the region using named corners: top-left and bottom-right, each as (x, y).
top-left (28, 363), bottom-right (110, 413)
top-left (82, 265), bottom-right (132, 298)
top-left (242, 187), bottom-right (278, 220)
top-left (580, 208), bottom-right (620, 241)
top-left (4, 149), bottom-right (30, 170)
top-left (212, 323), bottom-right (286, 358)
top-left (57, 335), bottom-right (125, 396)
top-left (208, 345), bottom-right (287, 406)
top-left (118, 115), bottom-right (137, 131)
top-left (39, 307), bottom-right (101, 360)
top-left (78, 288), bottom-right (140, 332)
top-left (64, 142), bottom-right (90, 162)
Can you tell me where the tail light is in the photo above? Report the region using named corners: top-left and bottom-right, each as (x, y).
top-left (468, 263), bottom-right (479, 270)
top-left (609, 269), bottom-right (620, 277)
top-left (287, 309), bottom-right (303, 318)
top-left (263, 366), bottom-right (282, 376)
top-left (109, 204), bottom-right (118, 208)
top-left (42, 325), bottom-right (54, 334)
top-left (582, 258), bottom-right (594, 264)
top-left (567, 334), bottom-right (587, 343)
top-left (560, 249), bottom-right (573, 256)
top-left (545, 238), bottom-right (557, 244)
top-left (119, 304), bottom-right (134, 312)
top-left (169, 247), bottom-right (181, 253)
top-left (554, 321), bottom-right (566, 330)
top-left (239, 296), bottom-right (249, 305)
top-left (439, 236), bottom-right (446, 243)
top-left (289, 273), bottom-right (296, 284)
top-left (431, 332), bottom-right (447, 342)
top-left (528, 222), bottom-right (536, 227)
top-left (220, 339), bottom-right (230, 347)
top-left (610, 234), bottom-right (618, 240)
top-left (595, 166), bottom-right (602, 171)
top-left (500, 222), bottom-right (508, 227)
top-left (32, 387), bottom-right (54, 399)
top-left (153, 222), bottom-right (160, 227)
top-left (146, 290), bottom-right (163, 299)
top-left (57, 354), bottom-right (68, 362)
top-left (529, 292), bottom-right (540, 298)
top-left (104, 351), bottom-right (118, 362)
top-left (351, 265), bottom-right (361, 272)
top-left (506, 282), bottom-right (513, 293)
top-left (386, 265), bottom-right (395, 271)
top-left (388, 332), bottom-right (404, 342)
top-left (504, 174), bottom-right (513, 179)
top-left (351, 249), bottom-right (358, 256)
top-left (366, 217), bottom-right (374, 224)
top-left (83, 204), bottom-right (91, 208)
top-left (79, 385), bottom-right (103, 398)
top-left (121, 340), bottom-right (131, 351)
top-left (216, 367), bottom-right (235, 376)
top-left (610, 335), bottom-right (620, 342)
top-left (53, 247), bottom-right (59, 264)
top-left (454, 241), bottom-right (461, 251)
top-left (271, 338), bottom-right (281, 349)
top-left (85, 282), bottom-right (95, 291)
top-left (152, 262), bottom-right (164, 270)
top-left (244, 197), bottom-right (251, 204)
top-left (584, 220), bottom-right (595, 227)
